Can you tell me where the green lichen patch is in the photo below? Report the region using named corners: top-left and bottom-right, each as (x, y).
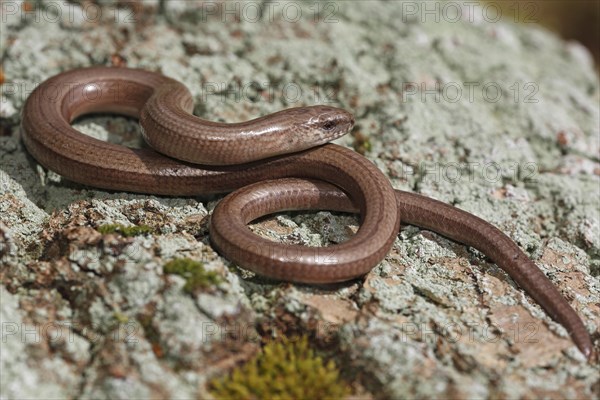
top-left (209, 336), bottom-right (350, 400)
top-left (97, 223), bottom-right (152, 237)
top-left (163, 258), bottom-right (221, 293)
top-left (113, 311), bottom-right (129, 324)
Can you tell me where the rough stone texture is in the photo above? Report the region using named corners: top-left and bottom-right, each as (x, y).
top-left (1, 0), bottom-right (599, 399)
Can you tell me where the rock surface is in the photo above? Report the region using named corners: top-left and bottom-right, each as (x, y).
top-left (1, 0), bottom-right (599, 398)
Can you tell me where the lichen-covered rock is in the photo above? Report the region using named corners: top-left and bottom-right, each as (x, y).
top-left (1, 1), bottom-right (598, 398)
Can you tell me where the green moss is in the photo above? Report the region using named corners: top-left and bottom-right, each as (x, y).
top-left (210, 336), bottom-right (350, 400)
top-left (163, 258), bottom-right (221, 293)
top-left (97, 223), bottom-right (152, 237)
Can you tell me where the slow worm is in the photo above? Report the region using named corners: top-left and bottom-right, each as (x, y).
top-left (21, 67), bottom-right (593, 359)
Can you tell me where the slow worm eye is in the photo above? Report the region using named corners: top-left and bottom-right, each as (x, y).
top-left (322, 121), bottom-right (336, 131)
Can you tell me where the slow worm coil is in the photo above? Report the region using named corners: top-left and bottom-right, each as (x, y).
top-left (21, 67), bottom-right (593, 359)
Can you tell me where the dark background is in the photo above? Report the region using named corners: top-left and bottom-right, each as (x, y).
top-left (495, 0), bottom-right (600, 69)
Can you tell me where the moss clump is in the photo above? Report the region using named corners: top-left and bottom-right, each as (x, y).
top-left (163, 258), bottom-right (221, 293)
top-left (210, 336), bottom-right (350, 400)
top-left (97, 223), bottom-right (152, 237)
